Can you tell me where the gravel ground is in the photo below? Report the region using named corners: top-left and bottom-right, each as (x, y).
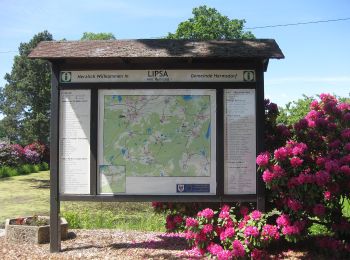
top-left (0, 229), bottom-right (5, 237)
top-left (0, 229), bottom-right (326, 259)
top-left (0, 229), bottom-right (192, 260)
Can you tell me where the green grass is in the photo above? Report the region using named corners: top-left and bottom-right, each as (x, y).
top-left (0, 171), bottom-right (165, 231)
top-left (61, 202), bottom-right (165, 231)
top-left (0, 171), bottom-right (50, 225)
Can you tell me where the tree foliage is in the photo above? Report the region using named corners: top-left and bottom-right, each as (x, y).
top-left (0, 31), bottom-right (53, 144)
top-left (166, 5), bottom-right (254, 40)
top-left (277, 95), bottom-right (314, 125)
top-left (81, 32), bottom-right (116, 40)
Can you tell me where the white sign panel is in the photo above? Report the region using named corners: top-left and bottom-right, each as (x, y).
top-left (60, 70), bottom-right (255, 83)
top-left (98, 89), bottom-right (217, 195)
top-left (224, 89), bottom-right (256, 194)
top-left (59, 90), bottom-right (91, 194)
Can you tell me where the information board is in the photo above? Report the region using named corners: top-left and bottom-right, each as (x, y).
top-left (224, 89), bottom-right (256, 194)
top-left (59, 90), bottom-right (91, 194)
top-left (97, 89), bottom-right (217, 195)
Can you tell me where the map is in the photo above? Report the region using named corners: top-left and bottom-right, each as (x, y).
top-left (100, 91), bottom-right (214, 193)
top-left (99, 165), bottom-right (126, 193)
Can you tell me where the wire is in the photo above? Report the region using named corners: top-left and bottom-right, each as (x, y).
top-left (0, 51), bottom-right (17, 54)
top-left (246, 17), bottom-right (350, 29)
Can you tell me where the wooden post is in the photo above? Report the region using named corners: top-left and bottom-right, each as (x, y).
top-left (50, 63), bottom-right (61, 252)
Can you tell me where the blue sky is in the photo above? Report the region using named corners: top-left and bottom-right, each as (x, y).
top-left (0, 0), bottom-right (349, 106)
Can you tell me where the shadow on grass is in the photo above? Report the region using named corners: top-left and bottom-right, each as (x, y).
top-left (19, 178), bottom-right (50, 189)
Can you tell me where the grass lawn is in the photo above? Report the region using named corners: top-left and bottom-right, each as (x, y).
top-left (0, 171), bottom-right (50, 225)
top-left (0, 171), bottom-right (165, 231)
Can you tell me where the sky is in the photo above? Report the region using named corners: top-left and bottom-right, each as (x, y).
top-left (0, 0), bottom-right (349, 107)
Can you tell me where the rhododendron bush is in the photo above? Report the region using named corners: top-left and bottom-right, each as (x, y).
top-left (0, 141), bottom-right (49, 166)
top-left (258, 94), bottom-right (350, 250)
top-left (184, 205), bottom-right (280, 259)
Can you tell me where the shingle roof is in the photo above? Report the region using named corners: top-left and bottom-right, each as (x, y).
top-left (29, 39), bottom-right (284, 60)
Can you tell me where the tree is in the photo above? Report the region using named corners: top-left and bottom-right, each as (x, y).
top-left (166, 5), bottom-right (254, 40)
top-left (81, 32), bottom-right (116, 40)
top-left (0, 31), bottom-right (53, 145)
top-left (277, 95), bottom-right (314, 125)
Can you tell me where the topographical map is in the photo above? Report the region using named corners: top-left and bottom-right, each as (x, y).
top-left (99, 90), bottom-right (214, 193)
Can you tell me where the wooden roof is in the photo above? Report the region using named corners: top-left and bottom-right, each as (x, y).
top-left (29, 39), bottom-right (284, 60)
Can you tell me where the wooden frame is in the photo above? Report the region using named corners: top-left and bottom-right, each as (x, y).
top-left (49, 59), bottom-right (266, 252)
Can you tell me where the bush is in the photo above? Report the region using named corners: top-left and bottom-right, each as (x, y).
top-left (0, 164), bottom-right (47, 179)
top-left (0, 142), bottom-right (24, 167)
top-left (39, 162), bottom-right (49, 171)
top-left (0, 166), bottom-right (17, 178)
top-left (257, 94), bottom-right (350, 254)
top-left (24, 141), bottom-right (49, 163)
top-left (183, 205), bottom-right (281, 259)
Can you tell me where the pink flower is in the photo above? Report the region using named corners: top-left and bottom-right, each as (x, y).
top-left (251, 210), bottom-right (262, 220)
top-left (256, 152), bottom-right (270, 166)
top-left (185, 230), bottom-right (195, 239)
top-left (207, 243), bottom-right (223, 255)
top-left (313, 204), bottom-right (326, 217)
top-left (173, 215), bottom-right (183, 224)
top-left (219, 205), bottom-right (230, 219)
top-left (340, 165), bottom-right (350, 176)
top-left (287, 198), bottom-right (302, 212)
top-left (220, 227), bottom-right (235, 241)
top-left (166, 220), bottom-right (176, 231)
top-left (202, 224), bottom-right (213, 234)
top-left (290, 157), bottom-right (303, 168)
top-left (316, 157), bottom-right (326, 167)
top-left (282, 225), bottom-right (300, 235)
top-left (344, 143), bottom-right (350, 151)
top-left (343, 112), bottom-right (350, 121)
top-left (325, 160), bottom-right (340, 173)
top-left (217, 250), bottom-right (233, 260)
top-left (251, 249), bottom-right (267, 260)
top-left (198, 208), bottom-right (214, 219)
top-left (315, 170), bottom-right (331, 186)
top-left (232, 240), bottom-right (245, 257)
top-left (185, 217), bottom-right (198, 227)
top-left (272, 164), bottom-right (285, 177)
top-left (262, 169), bottom-right (275, 183)
top-left (221, 204), bottom-right (230, 212)
top-left (219, 210), bottom-right (230, 219)
top-left (262, 224), bottom-right (280, 240)
top-left (324, 191), bottom-right (332, 200)
top-left (337, 102), bottom-right (350, 111)
top-left (240, 206), bottom-right (249, 216)
top-left (276, 214), bottom-right (290, 227)
top-left (244, 226), bottom-right (259, 237)
top-left (341, 128), bottom-right (350, 139)
top-left (310, 100), bottom-right (319, 110)
top-left (274, 147), bottom-right (288, 161)
top-left (291, 142), bottom-right (308, 156)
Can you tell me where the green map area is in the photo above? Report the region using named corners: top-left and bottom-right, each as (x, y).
top-left (102, 94), bottom-right (211, 186)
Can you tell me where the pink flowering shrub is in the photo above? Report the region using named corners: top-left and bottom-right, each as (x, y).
top-left (184, 205), bottom-right (280, 259)
top-left (258, 94), bottom-right (350, 251)
top-left (0, 141), bottom-right (49, 167)
top-left (0, 142), bottom-right (24, 166)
